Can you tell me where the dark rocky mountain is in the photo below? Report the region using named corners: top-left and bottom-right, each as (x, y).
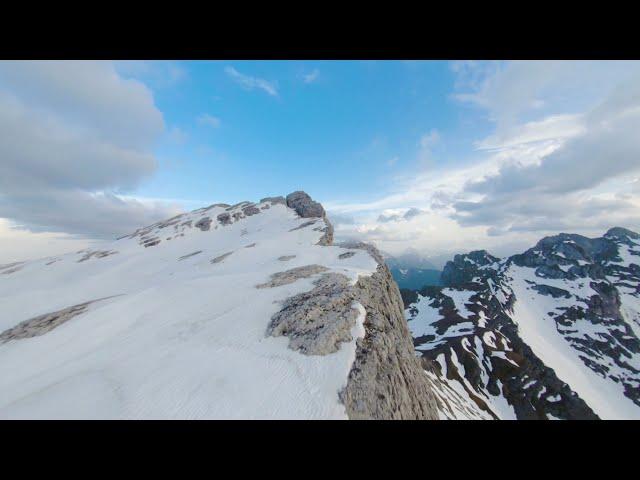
top-left (401, 227), bottom-right (640, 419)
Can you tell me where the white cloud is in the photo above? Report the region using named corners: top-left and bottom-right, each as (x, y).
top-left (197, 113), bottom-right (221, 128)
top-left (303, 69), bottom-right (320, 84)
top-left (0, 218), bottom-right (102, 264)
top-left (418, 129), bottom-right (440, 165)
top-left (224, 66), bottom-right (278, 96)
top-left (327, 62), bottom-right (640, 261)
top-left (114, 61), bottom-right (187, 88)
top-left (0, 61), bottom-right (179, 242)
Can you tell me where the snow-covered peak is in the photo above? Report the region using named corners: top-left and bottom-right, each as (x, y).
top-left (0, 191), bottom-right (438, 420)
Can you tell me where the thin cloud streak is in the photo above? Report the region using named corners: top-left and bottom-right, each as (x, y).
top-left (224, 66), bottom-right (278, 96)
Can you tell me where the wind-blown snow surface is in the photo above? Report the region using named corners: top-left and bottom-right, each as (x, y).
top-left (0, 199), bottom-right (377, 419)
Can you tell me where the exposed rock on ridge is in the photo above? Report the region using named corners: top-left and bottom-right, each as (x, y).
top-left (342, 249), bottom-right (439, 419)
top-left (286, 191), bottom-right (334, 246)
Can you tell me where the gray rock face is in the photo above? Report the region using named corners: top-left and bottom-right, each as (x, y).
top-left (341, 257), bottom-right (439, 420)
top-left (316, 218), bottom-right (334, 246)
top-left (268, 273), bottom-right (360, 355)
top-left (140, 237), bottom-right (161, 248)
top-left (242, 205), bottom-right (261, 216)
top-left (178, 251), bottom-right (202, 261)
top-left (261, 241), bottom-right (440, 419)
top-left (255, 265), bottom-right (329, 289)
top-left (194, 217), bottom-right (212, 231)
top-left (77, 250), bottom-right (118, 263)
top-left (337, 241), bottom-right (385, 264)
top-left (260, 196), bottom-right (286, 206)
top-left (289, 220), bottom-right (317, 232)
top-left (277, 255), bottom-right (296, 262)
top-left (211, 251), bottom-right (233, 264)
top-left (338, 252), bottom-right (356, 260)
top-left (285, 191), bottom-right (326, 218)
top-left (606, 227), bottom-right (640, 242)
top-left (284, 191), bottom-right (334, 246)
top-left (0, 297), bottom-right (119, 344)
top-left (226, 201), bottom-right (252, 211)
top-left (217, 213), bottom-right (232, 226)
top-left (441, 250), bottom-right (500, 286)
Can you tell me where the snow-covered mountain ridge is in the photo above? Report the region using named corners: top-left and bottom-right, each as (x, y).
top-left (402, 227), bottom-right (640, 419)
top-left (0, 192), bottom-right (437, 419)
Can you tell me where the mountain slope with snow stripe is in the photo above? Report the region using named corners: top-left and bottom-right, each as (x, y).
top-left (402, 228), bottom-right (640, 420)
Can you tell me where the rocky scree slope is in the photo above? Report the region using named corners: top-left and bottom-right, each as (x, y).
top-left (402, 228), bottom-right (640, 420)
top-left (0, 191), bottom-right (436, 419)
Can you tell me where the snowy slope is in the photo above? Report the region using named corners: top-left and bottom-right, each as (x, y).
top-left (402, 228), bottom-right (640, 420)
top-left (0, 194), bottom-right (380, 419)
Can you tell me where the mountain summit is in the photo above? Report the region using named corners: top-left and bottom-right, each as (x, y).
top-left (0, 192), bottom-right (437, 419)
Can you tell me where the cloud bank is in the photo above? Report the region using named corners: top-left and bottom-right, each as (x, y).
top-left (0, 61), bottom-right (181, 241)
top-left (329, 61), bottom-right (640, 261)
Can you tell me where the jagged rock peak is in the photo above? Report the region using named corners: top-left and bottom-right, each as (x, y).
top-left (441, 249), bottom-right (500, 286)
top-left (285, 191), bottom-right (326, 218)
top-left (605, 226), bottom-right (640, 240)
top-left (458, 249), bottom-right (500, 265)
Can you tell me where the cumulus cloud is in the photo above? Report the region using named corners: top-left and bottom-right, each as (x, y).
top-left (376, 207), bottom-right (426, 223)
top-left (377, 213), bottom-right (401, 223)
top-left (225, 66), bottom-right (278, 96)
top-left (328, 61), bottom-right (640, 259)
top-left (0, 61), bottom-right (179, 240)
top-left (403, 207), bottom-right (425, 220)
top-left (456, 77), bottom-right (640, 231)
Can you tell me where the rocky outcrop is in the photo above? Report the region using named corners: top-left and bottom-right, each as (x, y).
top-left (256, 265), bottom-right (330, 289)
top-left (194, 217), bottom-right (212, 231)
top-left (0, 297), bottom-right (120, 344)
top-left (285, 191), bottom-right (334, 246)
top-left (255, 199), bottom-right (439, 419)
top-left (341, 248), bottom-right (439, 420)
top-left (217, 213), bottom-right (232, 226)
top-left (286, 191), bottom-right (326, 218)
top-left (267, 272), bottom-right (360, 355)
top-left (211, 251), bottom-right (234, 264)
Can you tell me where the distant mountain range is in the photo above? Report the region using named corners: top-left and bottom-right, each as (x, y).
top-left (400, 227), bottom-right (640, 419)
top-left (384, 250), bottom-right (442, 289)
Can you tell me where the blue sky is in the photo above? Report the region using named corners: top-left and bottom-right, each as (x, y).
top-left (1, 60), bottom-right (640, 264)
top-left (129, 60), bottom-right (490, 207)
